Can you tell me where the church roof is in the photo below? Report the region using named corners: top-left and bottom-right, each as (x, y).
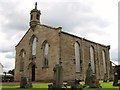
top-left (61, 31), bottom-right (109, 48)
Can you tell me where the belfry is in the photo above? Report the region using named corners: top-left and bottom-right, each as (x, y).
top-left (30, 2), bottom-right (41, 28)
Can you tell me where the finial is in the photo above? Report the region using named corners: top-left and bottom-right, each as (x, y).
top-left (35, 2), bottom-right (37, 9)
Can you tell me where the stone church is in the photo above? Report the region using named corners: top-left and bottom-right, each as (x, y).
top-left (14, 3), bottom-right (111, 82)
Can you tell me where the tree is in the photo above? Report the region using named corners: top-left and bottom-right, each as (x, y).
top-left (8, 69), bottom-right (14, 75)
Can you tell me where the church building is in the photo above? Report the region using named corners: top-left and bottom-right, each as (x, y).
top-left (14, 3), bottom-right (111, 82)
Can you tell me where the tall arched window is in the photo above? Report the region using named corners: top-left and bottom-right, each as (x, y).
top-left (32, 37), bottom-right (37, 56)
top-left (90, 46), bottom-right (95, 73)
top-left (20, 49), bottom-right (25, 71)
top-left (43, 42), bottom-right (49, 67)
top-left (102, 50), bottom-right (107, 74)
top-left (75, 42), bottom-right (80, 72)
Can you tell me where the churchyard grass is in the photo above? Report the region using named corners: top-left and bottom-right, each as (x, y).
top-left (1, 81), bottom-right (119, 90)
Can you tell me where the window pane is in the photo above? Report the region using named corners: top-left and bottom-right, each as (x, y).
top-left (75, 42), bottom-right (80, 72)
top-left (32, 37), bottom-right (37, 55)
top-left (90, 47), bottom-right (95, 73)
top-left (44, 43), bottom-right (48, 56)
top-left (20, 50), bottom-right (25, 71)
top-left (22, 51), bottom-right (25, 58)
top-left (44, 43), bottom-right (49, 66)
top-left (102, 50), bottom-right (106, 73)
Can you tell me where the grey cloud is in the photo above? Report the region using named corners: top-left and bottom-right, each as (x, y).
top-left (41, 2), bottom-right (110, 33)
top-left (0, 48), bottom-right (14, 53)
top-left (0, 0), bottom-right (28, 33)
top-left (0, 41), bottom-right (15, 53)
top-left (5, 52), bottom-right (15, 59)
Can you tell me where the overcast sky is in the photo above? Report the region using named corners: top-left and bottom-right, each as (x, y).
top-left (0, 0), bottom-right (119, 72)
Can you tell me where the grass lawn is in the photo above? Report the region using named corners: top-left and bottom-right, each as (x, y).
top-left (1, 81), bottom-right (119, 90)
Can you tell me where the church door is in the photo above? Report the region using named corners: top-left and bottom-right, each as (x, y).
top-left (32, 65), bottom-right (35, 81)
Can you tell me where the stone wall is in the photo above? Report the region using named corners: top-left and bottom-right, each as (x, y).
top-left (60, 32), bottom-right (110, 81)
top-left (14, 24), bottom-right (61, 81)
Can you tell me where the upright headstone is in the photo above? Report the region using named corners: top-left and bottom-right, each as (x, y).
top-left (48, 61), bottom-right (64, 90)
top-left (113, 66), bottom-right (119, 86)
top-left (53, 62), bottom-right (63, 88)
top-left (103, 73), bottom-right (108, 82)
top-left (85, 63), bottom-right (93, 85)
top-left (20, 77), bottom-right (32, 88)
top-left (85, 63), bottom-right (101, 88)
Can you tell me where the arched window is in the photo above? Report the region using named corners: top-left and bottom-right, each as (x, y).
top-left (32, 37), bottom-right (37, 56)
top-left (90, 46), bottom-right (95, 73)
top-left (43, 42), bottom-right (49, 67)
top-left (20, 49), bottom-right (25, 71)
top-left (75, 42), bottom-right (80, 72)
top-left (102, 50), bottom-right (107, 74)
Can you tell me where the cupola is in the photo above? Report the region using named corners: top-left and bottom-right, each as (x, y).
top-left (29, 2), bottom-right (41, 28)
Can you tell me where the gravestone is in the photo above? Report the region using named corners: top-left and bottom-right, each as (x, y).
top-left (53, 62), bottom-right (63, 88)
top-left (85, 63), bottom-right (101, 88)
top-left (113, 66), bottom-right (119, 86)
top-left (48, 61), bottom-right (65, 89)
top-left (103, 73), bottom-right (108, 82)
top-left (109, 61), bottom-right (114, 81)
top-left (66, 79), bottom-right (83, 90)
top-left (20, 77), bottom-right (32, 88)
top-left (89, 74), bottom-right (101, 88)
top-left (85, 63), bottom-right (93, 85)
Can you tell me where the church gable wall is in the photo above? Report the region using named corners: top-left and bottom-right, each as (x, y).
top-left (14, 25), bottom-right (60, 81)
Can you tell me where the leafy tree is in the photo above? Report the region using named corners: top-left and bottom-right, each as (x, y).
top-left (8, 69), bottom-right (14, 75)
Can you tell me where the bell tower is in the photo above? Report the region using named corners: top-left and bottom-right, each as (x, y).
top-left (29, 2), bottom-right (41, 28)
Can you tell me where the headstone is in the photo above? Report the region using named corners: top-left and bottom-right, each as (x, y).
top-left (85, 63), bottom-right (101, 88)
top-left (53, 62), bottom-right (63, 88)
top-left (89, 74), bottom-right (101, 88)
top-left (103, 73), bottom-right (108, 82)
top-left (109, 61), bottom-right (114, 81)
top-left (113, 66), bottom-right (119, 86)
top-left (66, 79), bottom-right (83, 90)
top-left (85, 63), bottom-right (93, 85)
top-left (20, 77), bottom-right (32, 88)
top-left (48, 61), bottom-right (65, 89)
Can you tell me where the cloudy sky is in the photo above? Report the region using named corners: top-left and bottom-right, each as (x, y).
top-left (0, 0), bottom-right (119, 72)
